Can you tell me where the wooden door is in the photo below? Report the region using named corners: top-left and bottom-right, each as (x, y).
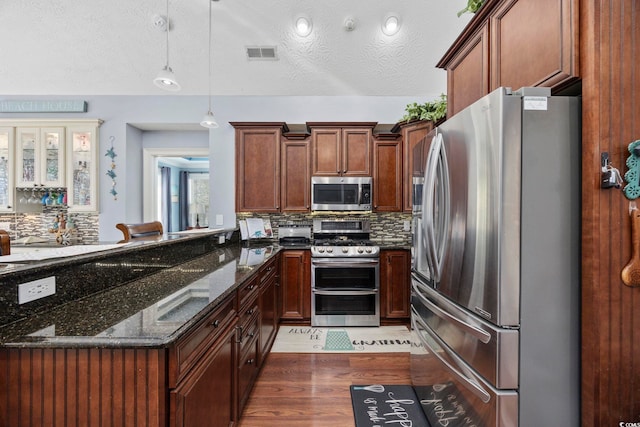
top-left (490, 0), bottom-right (578, 91)
top-left (380, 250), bottom-right (410, 320)
top-left (444, 23), bottom-right (490, 118)
top-left (279, 250), bottom-right (311, 321)
top-left (311, 128), bottom-right (341, 176)
top-left (341, 128), bottom-right (372, 176)
top-left (373, 138), bottom-right (402, 212)
top-left (171, 327), bottom-right (235, 427)
top-left (235, 126), bottom-right (281, 212)
top-left (401, 120), bottom-right (433, 212)
top-left (281, 138), bottom-right (311, 212)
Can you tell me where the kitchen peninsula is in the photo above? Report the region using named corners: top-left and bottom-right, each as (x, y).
top-left (0, 230), bottom-right (280, 427)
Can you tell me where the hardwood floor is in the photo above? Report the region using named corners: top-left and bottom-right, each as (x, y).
top-left (237, 352), bottom-right (411, 427)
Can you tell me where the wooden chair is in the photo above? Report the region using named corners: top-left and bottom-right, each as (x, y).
top-left (0, 230), bottom-right (10, 255)
top-left (116, 221), bottom-right (163, 242)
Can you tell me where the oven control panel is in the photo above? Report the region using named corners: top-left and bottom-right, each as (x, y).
top-left (311, 245), bottom-right (379, 258)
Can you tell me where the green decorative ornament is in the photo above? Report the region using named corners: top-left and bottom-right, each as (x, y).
top-left (623, 140), bottom-right (640, 200)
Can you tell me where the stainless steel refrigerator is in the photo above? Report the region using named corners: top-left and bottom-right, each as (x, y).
top-left (410, 87), bottom-right (581, 426)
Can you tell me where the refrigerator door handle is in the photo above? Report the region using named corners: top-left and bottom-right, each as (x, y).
top-left (412, 310), bottom-right (491, 403)
top-left (412, 280), bottom-right (491, 344)
top-left (434, 135), bottom-right (451, 279)
top-left (422, 132), bottom-right (443, 281)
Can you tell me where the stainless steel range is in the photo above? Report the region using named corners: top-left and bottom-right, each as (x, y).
top-left (311, 219), bottom-right (380, 327)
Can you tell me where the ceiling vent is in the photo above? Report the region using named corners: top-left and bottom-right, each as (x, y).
top-left (246, 46), bottom-right (278, 60)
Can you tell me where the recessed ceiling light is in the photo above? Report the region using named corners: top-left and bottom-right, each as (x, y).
top-left (382, 14), bottom-right (401, 36)
top-left (295, 16), bottom-right (312, 37)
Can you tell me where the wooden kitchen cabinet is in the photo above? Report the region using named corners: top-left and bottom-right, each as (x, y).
top-left (170, 324), bottom-right (236, 427)
top-left (279, 249), bottom-right (311, 323)
top-left (380, 250), bottom-right (410, 322)
top-left (310, 124), bottom-right (373, 176)
top-left (258, 257), bottom-right (279, 360)
top-left (233, 122), bottom-right (285, 213)
top-left (489, 0), bottom-right (578, 93)
top-left (281, 137), bottom-right (311, 212)
top-left (373, 136), bottom-right (402, 212)
top-left (439, 22), bottom-right (489, 118)
top-left (437, 0), bottom-right (578, 117)
top-left (394, 120), bottom-right (433, 212)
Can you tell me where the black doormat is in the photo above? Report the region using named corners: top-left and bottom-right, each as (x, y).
top-left (350, 384), bottom-right (431, 427)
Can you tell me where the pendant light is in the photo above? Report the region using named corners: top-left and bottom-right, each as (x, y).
top-left (154, 0), bottom-right (181, 91)
top-left (200, 0), bottom-right (219, 128)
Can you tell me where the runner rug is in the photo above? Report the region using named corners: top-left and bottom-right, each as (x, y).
top-left (350, 384), bottom-right (430, 427)
top-left (270, 326), bottom-right (410, 353)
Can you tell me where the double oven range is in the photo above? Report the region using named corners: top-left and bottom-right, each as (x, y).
top-left (310, 219), bottom-right (380, 327)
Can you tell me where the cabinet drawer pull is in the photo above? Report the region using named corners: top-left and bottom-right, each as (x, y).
top-left (246, 308), bottom-right (255, 315)
top-left (247, 284), bottom-right (255, 291)
top-left (246, 358), bottom-right (255, 365)
top-left (248, 332), bottom-right (255, 338)
top-left (209, 319), bottom-right (220, 328)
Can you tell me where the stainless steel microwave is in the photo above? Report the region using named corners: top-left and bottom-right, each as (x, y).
top-left (311, 176), bottom-right (372, 211)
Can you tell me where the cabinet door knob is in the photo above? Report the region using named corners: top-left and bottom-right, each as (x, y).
top-left (210, 319), bottom-right (220, 328)
top-left (246, 358), bottom-right (255, 365)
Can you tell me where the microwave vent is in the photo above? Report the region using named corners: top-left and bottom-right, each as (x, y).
top-left (246, 46), bottom-right (278, 60)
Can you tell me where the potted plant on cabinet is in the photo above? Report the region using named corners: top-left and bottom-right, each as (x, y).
top-left (400, 93), bottom-right (447, 125)
top-left (457, 0), bottom-right (486, 17)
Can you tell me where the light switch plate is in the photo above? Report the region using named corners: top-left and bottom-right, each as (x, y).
top-left (216, 214), bottom-right (223, 226)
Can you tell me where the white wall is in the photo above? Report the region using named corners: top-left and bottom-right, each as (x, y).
top-left (0, 94), bottom-right (438, 241)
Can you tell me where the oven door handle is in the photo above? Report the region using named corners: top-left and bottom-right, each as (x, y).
top-left (313, 289), bottom-right (378, 295)
top-left (311, 260), bottom-right (379, 267)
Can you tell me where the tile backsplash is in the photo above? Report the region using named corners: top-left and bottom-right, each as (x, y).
top-left (237, 211), bottom-right (412, 243)
top-left (0, 207), bottom-right (99, 245)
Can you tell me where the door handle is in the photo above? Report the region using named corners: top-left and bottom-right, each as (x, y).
top-left (412, 311), bottom-right (491, 403)
top-left (412, 280), bottom-right (491, 343)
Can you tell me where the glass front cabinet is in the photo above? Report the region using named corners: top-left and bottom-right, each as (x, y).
top-left (66, 125), bottom-right (99, 212)
top-left (0, 127), bottom-right (15, 212)
top-left (0, 119), bottom-right (101, 213)
top-left (15, 127), bottom-right (65, 188)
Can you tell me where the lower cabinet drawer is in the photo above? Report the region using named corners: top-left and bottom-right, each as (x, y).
top-left (237, 333), bottom-right (260, 416)
top-left (170, 295), bottom-right (237, 387)
top-left (239, 310), bottom-right (259, 357)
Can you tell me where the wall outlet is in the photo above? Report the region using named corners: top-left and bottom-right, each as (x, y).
top-left (218, 235), bottom-right (225, 244)
top-left (18, 276), bottom-right (56, 304)
top-left (403, 220), bottom-right (411, 231)
top-left (215, 214), bottom-right (224, 226)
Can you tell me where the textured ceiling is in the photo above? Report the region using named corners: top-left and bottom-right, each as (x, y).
top-left (0, 0), bottom-right (472, 96)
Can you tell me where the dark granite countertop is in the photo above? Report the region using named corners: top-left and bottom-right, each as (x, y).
top-left (0, 242), bottom-right (279, 348)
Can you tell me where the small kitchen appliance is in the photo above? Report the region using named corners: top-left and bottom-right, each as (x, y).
top-left (311, 176), bottom-right (372, 211)
top-left (277, 222), bottom-right (311, 247)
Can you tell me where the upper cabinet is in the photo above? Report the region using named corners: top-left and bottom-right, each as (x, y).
top-left (438, 0), bottom-right (579, 117)
top-left (309, 124), bottom-right (374, 177)
top-left (66, 124), bottom-right (100, 212)
top-left (233, 122), bottom-right (284, 213)
top-left (281, 129), bottom-right (311, 212)
top-left (394, 120), bottom-right (433, 212)
top-left (0, 119), bottom-right (102, 213)
top-left (0, 128), bottom-right (14, 212)
top-left (15, 127), bottom-right (65, 188)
